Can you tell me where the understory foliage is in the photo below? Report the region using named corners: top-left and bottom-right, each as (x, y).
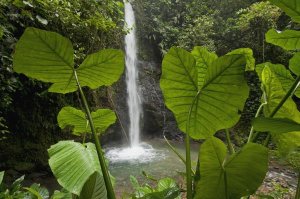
top-left (0, 0), bottom-right (124, 169)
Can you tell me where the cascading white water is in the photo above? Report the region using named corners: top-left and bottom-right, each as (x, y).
top-left (124, 1), bottom-right (141, 147)
top-left (106, 1), bottom-right (161, 163)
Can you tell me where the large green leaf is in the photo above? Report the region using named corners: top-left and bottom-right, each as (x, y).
top-left (195, 137), bottom-right (268, 199)
top-left (77, 49), bottom-right (124, 89)
top-left (289, 52), bottom-right (300, 75)
top-left (13, 27), bottom-right (124, 94)
top-left (260, 65), bottom-right (300, 160)
top-left (261, 65), bottom-right (300, 121)
top-left (253, 117), bottom-right (300, 133)
top-left (227, 48), bottom-right (255, 71)
top-left (268, 0), bottom-right (300, 23)
top-left (57, 106), bottom-right (116, 135)
top-left (48, 141), bottom-right (106, 196)
top-left (266, 29), bottom-right (300, 50)
top-left (191, 46), bottom-right (218, 88)
top-left (13, 27), bottom-right (76, 93)
top-left (79, 172), bottom-right (107, 199)
top-left (160, 47), bottom-right (249, 139)
top-left (256, 62), bottom-right (300, 97)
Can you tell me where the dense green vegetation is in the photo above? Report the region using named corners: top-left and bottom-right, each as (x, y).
top-left (0, 0), bottom-right (124, 169)
top-left (1, 0), bottom-right (300, 198)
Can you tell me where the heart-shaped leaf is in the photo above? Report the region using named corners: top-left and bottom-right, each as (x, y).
top-left (57, 106), bottom-right (116, 135)
top-left (13, 27), bottom-right (124, 94)
top-left (266, 29), bottom-right (300, 50)
top-left (227, 48), bottom-right (255, 71)
top-left (256, 62), bottom-right (300, 98)
top-left (268, 0), bottom-right (300, 23)
top-left (191, 46), bottom-right (218, 88)
top-left (48, 141), bottom-right (106, 196)
top-left (194, 137), bottom-right (268, 199)
top-left (261, 65), bottom-right (300, 121)
top-left (160, 47), bottom-right (250, 139)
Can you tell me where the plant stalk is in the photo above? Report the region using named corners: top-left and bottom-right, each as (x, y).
top-left (163, 135), bottom-right (196, 175)
top-left (296, 172), bottom-right (300, 199)
top-left (185, 133), bottom-right (193, 199)
top-left (225, 129), bottom-right (235, 154)
top-left (248, 91), bottom-right (267, 143)
top-left (185, 92), bottom-right (201, 198)
top-left (74, 71), bottom-right (116, 199)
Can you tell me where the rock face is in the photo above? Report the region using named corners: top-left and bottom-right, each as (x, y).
top-left (103, 60), bottom-right (183, 145)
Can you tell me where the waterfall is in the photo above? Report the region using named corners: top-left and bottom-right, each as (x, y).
top-left (124, 1), bottom-right (141, 147)
top-left (106, 1), bottom-right (159, 163)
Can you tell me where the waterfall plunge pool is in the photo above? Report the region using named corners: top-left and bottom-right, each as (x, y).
top-left (105, 139), bottom-right (199, 196)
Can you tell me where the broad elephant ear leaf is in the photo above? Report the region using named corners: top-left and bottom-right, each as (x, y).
top-left (253, 117), bottom-right (300, 133)
top-left (57, 106), bottom-right (116, 135)
top-left (261, 65), bottom-right (300, 122)
top-left (268, 0), bottom-right (300, 23)
top-left (77, 49), bottom-right (124, 89)
top-left (191, 46), bottom-right (218, 88)
top-left (48, 141), bottom-right (107, 196)
top-left (266, 29), bottom-right (300, 50)
top-left (256, 62), bottom-right (300, 98)
top-left (195, 137), bottom-right (268, 199)
top-left (160, 47), bottom-right (250, 139)
top-left (79, 172), bottom-right (107, 199)
top-left (13, 27), bottom-right (124, 94)
top-left (227, 48), bottom-right (255, 71)
top-left (13, 27), bottom-right (77, 94)
top-left (260, 65), bottom-right (300, 162)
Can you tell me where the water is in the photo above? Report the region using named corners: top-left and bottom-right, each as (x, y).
top-left (124, 0), bottom-right (141, 147)
top-left (105, 139), bottom-right (199, 196)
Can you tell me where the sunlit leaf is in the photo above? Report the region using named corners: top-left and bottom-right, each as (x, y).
top-left (227, 48), bottom-right (255, 71)
top-left (191, 46), bottom-right (218, 88)
top-left (266, 29), bottom-right (300, 50)
top-left (268, 0), bottom-right (300, 23)
top-left (260, 65), bottom-right (300, 160)
top-left (195, 137), bottom-right (268, 199)
top-left (57, 106), bottom-right (116, 135)
top-left (13, 27), bottom-right (76, 93)
top-left (289, 52), bottom-right (300, 75)
top-left (14, 28), bottom-right (124, 94)
top-left (256, 62), bottom-right (300, 97)
top-left (261, 65), bottom-right (300, 121)
top-left (160, 47), bottom-right (249, 139)
top-left (253, 117), bottom-right (300, 133)
top-left (48, 141), bottom-right (107, 196)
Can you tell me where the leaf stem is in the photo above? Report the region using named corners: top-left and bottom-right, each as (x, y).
top-left (74, 71), bottom-right (115, 199)
top-left (225, 129), bottom-right (235, 154)
top-left (296, 171), bottom-right (300, 199)
top-left (185, 133), bottom-right (193, 199)
top-left (185, 91), bottom-right (201, 198)
top-left (163, 135), bottom-right (195, 175)
top-left (248, 91), bottom-right (267, 143)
